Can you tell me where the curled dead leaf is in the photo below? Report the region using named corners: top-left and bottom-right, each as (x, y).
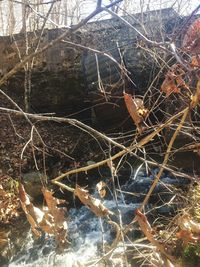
top-left (19, 184), bottom-right (68, 250)
top-left (19, 183), bottom-right (43, 236)
top-left (42, 188), bottom-right (66, 226)
top-left (135, 209), bottom-right (175, 262)
top-left (96, 181), bottom-right (106, 198)
top-left (74, 185), bottom-right (113, 217)
top-left (161, 64), bottom-right (189, 97)
top-left (18, 183), bottom-right (31, 205)
top-left (124, 93), bottom-right (148, 132)
top-left (42, 188), bottom-right (68, 249)
top-left (161, 75), bottom-right (180, 96)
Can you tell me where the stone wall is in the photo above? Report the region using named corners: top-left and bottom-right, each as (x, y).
top-left (0, 8), bottom-right (180, 123)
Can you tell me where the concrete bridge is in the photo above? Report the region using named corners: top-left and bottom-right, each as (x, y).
top-left (0, 8), bottom-right (182, 125)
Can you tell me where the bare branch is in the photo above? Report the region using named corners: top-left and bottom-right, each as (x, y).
top-left (0, 106), bottom-right (194, 182)
top-left (0, 0), bottom-right (123, 88)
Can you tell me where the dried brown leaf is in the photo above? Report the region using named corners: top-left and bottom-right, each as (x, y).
top-left (26, 213), bottom-right (41, 237)
top-left (19, 185), bottom-right (68, 250)
top-left (124, 93), bottom-right (148, 132)
top-left (135, 209), bottom-right (175, 262)
top-left (18, 183), bottom-right (31, 205)
top-left (39, 213), bottom-right (54, 235)
top-left (42, 188), bottom-right (66, 227)
top-left (42, 188), bottom-right (68, 250)
top-left (74, 185), bottom-right (113, 217)
top-left (161, 64), bottom-right (189, 97)
top-left (96, 181), bottom-right (106, 198)
top-left (19, 183), bottom-right (44, 237)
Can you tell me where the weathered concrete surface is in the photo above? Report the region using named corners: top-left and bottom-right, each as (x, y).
top-left (0, 8), bottom-right (180, 122)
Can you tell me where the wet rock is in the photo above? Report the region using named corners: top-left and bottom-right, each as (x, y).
top-left (22, 171), bottom-right (48, 200)
top-left (121, 170), bottom-right (190, 205)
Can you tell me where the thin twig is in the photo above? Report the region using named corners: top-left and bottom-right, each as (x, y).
top-left (140, 107), bottom-right (189, 210)
top-left (0, 0), bottom-right (122, 87)
top-left (52, 108), bottom-right (188, 182)
top-left (0, 106), bottom-right (194, 183)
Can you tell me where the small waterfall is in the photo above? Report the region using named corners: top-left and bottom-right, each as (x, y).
top-left (8, 168), bottom-right (190, 267)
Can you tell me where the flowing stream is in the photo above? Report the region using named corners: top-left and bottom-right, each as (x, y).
top-left (9, 199), bottom-right (138, 267)
top-left (5, 169), bottom-right (190, 267)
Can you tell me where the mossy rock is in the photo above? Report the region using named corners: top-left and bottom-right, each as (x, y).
top-left (183, 245), bottom-right (200, 267)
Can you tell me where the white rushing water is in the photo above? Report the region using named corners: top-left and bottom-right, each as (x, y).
top-left (8, 169), bottom-right (188, 267)
top-left (9, 198), bottom-right (138, 267)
